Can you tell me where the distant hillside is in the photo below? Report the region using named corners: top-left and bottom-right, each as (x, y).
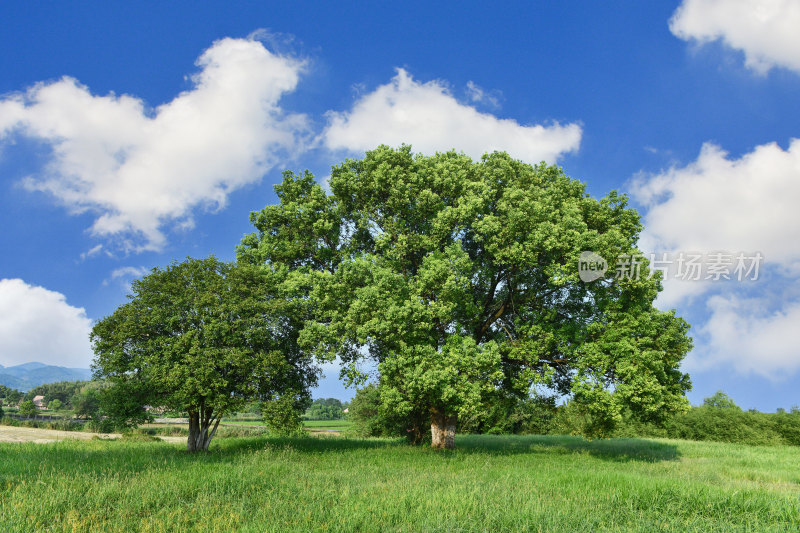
top-left (0, 363), bottom-right (92, 391)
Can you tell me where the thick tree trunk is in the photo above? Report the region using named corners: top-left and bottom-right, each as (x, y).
top-left (187, 409), bottom-right (221, 452)
top-left (430, 407), bottom-right (456, 449)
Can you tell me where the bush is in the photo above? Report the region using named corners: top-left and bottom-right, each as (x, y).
top-left (347, 384), bottom-right (429, 443)
top-left (1, 416), bottom-right (19, 427)
top-left (87, 418), bottom-right (117, 433)
top-left (261, 395), bottom-right (308, 437)
top-left (459, 393), bottom-right (557, 435)
top-left (18, 400), bottom-right (38, 418)
top-left (773, 409), bottom-right (800, 446)
top-left (663, 406), bottom-right (782, 446)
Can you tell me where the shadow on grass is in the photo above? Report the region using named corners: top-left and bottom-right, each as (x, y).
top-left (215, 433), bottom-right (406, 456)
top-left (0, 432), bottom-right (677, 487)
top-left (0, 433), bottom-right (408, 486)
top-left (454, 434), bottom-right (680, 462)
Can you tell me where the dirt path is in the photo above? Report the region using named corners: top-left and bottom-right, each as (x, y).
top-left (0, 425), bottom-right (184, 444)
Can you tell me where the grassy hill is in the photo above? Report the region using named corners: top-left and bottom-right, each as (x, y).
top-left (1, 434), bottom-right (798, 531)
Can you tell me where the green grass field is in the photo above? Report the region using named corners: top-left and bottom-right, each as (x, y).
top-left (1, 434), bottom-right (798, 532)
top-left (303, 419), bottom-right (352, 429)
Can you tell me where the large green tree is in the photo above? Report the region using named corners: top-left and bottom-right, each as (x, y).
top-left (91, 256), bottom-right (318, 451)
top-left (239, 146), bottom-right (692, 449)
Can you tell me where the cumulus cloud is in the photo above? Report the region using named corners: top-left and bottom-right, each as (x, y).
top-left (0, 279), bottom-right (93, 368)
top-left (464, 81), bottom-right (501, 110)
top-left (79, 244), bottom-right (104, 262)
top-left (632, 139), bottom-right (800, 378)
top-left (322, 69), bottom-right (581, 163)
top-left (685, 295), bottom-right (800, 379)
top-left (0, 37), bottom-right (311, 252)
top-left (632, 139), bottom-right (800, 275)
top-left (110, 266), bottom-right (149, 280)
top-left (670, 0), bottom-right (800, 74)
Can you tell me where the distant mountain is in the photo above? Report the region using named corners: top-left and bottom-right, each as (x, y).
top-left (0, 373), bottom-right (26, 390)
top-left (0, 363), bottom-right (91, 391)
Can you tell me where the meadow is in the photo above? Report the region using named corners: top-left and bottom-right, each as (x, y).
top-left (1, 434), bottom-right (798, 532)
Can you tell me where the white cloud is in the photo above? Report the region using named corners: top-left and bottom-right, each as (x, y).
top-left (110, 266), bottom-right (149, 280)
top-left (670, 0), bottom-right (800, 74)
top-left (79, 244), bottom-right (104, 261)
top-left (632, 139), bottom-right (800, 378)
top-left (0, 36), bottom-right (311, 252)
top-left (632, 139), bottom-right (800, 277)
top-left (322, 69), bottom-right (581, 163)
top-left (0, 279), bottom-right (93, 368)
top-left (685, 295), bottom-right (800, 379)
top-left (464, 81), bottom-right (501, 109)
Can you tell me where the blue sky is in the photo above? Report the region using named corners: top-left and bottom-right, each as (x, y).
top-left (1, 1), bottom-right (799, 409)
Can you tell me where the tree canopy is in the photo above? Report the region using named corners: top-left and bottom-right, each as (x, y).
top-left (240, 145), bottom-right (693, 449)
top-left (304, 398), bottom-right (347, 420)
top-left (91, 256), bottom-right (318, 451)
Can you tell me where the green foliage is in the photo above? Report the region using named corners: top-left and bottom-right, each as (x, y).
top-left (91, 256), bottom-right (319, 451)
top-left (663, 406), bottom-right (784, 446)
top-left (703, 390), bottom-right (741, 410)
top-left (460, 392), bottom-right (557, 435)
top-left (0, 385), bottom-right (22, 406)
top-left (553, 392), bottom-right (800, 447)
top-left (72, 383), bottom-right (103, 419)
top-left (18, 399), bottom-right (38, 417)
top-left (47, 399), bottom-right (63, 411)
top-left (1, 415), bottom-right (85, 431)
top-left (347, 384), bottom-right (415, 440)
top-left (304, 398), bottom-right (346, 420)
top-left (240, 146), bottom-right (693, 446)
top-left (261, 394), bottom-right (308, 437)
top-left (27, 380), bottom-right (90, 408)
top-left (0, 384), bottom-right (14, 403)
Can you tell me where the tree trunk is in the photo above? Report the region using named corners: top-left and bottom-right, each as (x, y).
top-left (430, 407), bottom-right (456, 449)
top-left (187, 409), bottom-right (221, 452)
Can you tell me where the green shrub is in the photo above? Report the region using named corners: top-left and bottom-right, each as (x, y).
top-left (773, 409), bottom-right (800, 446)
top-left (18, 400), bottom-right (38, 418)
top-left (261, 395), bottom-right (308, 437)
top-left (459, 393), bottom-right (557, 435)
top-left (347, 383), bottom-right (429, 443)
top-left (664, 406), bottom-right (783, 446)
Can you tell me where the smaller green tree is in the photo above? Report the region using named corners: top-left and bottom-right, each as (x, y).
top-left (18, 400), bottom-right (38, 418)
top-left (703, 391), bottom-right (741, 410)
top-left (261, 394), bottom-right (308, 436)
top-left (47, 399), bottom-right (63, 411)
top-left (72, 385), bottom-right (102, 419)
top-left (91, 256), bottom-right (318, 451)
top-left (0, 384), bottom-right (12, 403)
top-left (6, 389), bottom-right (22, 406)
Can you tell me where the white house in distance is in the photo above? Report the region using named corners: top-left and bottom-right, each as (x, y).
top-left (32, 395), bottom-right (46, 409)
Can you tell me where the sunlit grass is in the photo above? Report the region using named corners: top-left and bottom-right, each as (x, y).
top-left (1, 434), bottom-right (798, 532)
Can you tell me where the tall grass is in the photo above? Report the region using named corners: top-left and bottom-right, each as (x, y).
top-left (1, 434), bottom-right (799, 531)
